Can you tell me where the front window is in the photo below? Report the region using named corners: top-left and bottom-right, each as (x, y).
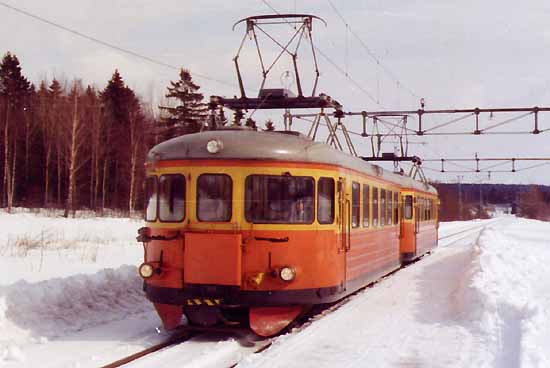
top-left (145, 176), bottom-right (157, 221)
top-left (159, 174), bottom-right (186, 222)
top-left (318, 177), bottom-right (335, 224)
top-left (197, 174), bottom-right (232, 222)
top-left (245, 175), bottom-right (314, 224)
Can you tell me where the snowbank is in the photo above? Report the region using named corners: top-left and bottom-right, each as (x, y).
top-left (0, 266), bottom-right (150, 362)
top-left (460, 224), bottom-right (550, 367)
top-left (0, 210), bottom-right (150, 365)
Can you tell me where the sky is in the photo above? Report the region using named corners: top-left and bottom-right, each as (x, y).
top-left (2, 0), bottom-right (550, 184)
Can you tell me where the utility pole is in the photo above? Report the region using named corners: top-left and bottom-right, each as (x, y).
top-left (457, 175), bottom-right (463, 220)
top-left (479, 181), bottom-right (483, 218)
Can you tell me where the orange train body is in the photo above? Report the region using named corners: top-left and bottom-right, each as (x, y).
top-left (138, 129), bottom-right (439, 336)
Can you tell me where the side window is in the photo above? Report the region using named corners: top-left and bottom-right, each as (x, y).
top-left (423, 198), bottom-right (428, 221)
top-left (424, 198), bottom-right (428, 221)
top-left (159, 174), bottom-right (186, 222)
top-left (362, 184), bottom-right (370, 227)
top-left (245, 175), bottom-right (314, 224)
top-left (393, 192), bottom-right (399, 224)
top-left (372, 187), bottom-right (379, 226)
top-left (404, 195), bottom-right (413, 219)
top-left (380, 189), bottom-right (386, 226)
top-left (352, 182), bottom-right (360, 228)
top-left (318, 177), bottom-right (335, 224)
top-left (145, 176), bottom-right (157, 221)
top-left (387, 191), bottom-right (392, 225)
top-left (197, 174), bottom-right (232, 222)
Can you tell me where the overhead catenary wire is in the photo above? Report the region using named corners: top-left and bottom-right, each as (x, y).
top-left (294, 115), bottom-right (426, 144)
top-left (0, 1), bottom-right (236, 89)
top-left (326, 0), bottom-right (421, 101)
top-left (259, 0), bottom-right (383, 108)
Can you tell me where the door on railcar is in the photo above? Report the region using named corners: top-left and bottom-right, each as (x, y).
top-left (399, 193), bottom-right (417, 262)
top-left (338, 177), bottom-right (349, 290)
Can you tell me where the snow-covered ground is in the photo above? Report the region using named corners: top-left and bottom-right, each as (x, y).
top-left (1, 211), bottom-right (549, 367)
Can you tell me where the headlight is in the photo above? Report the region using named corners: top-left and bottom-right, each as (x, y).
top-left (206, 139), bottom-right (223, 154)
top-left (279, 267), bottom-right (296, 282)
top-left (139, 263), bottom-right (155, 279)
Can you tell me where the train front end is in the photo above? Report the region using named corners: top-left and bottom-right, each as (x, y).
top-left (138, 129), bottom-right (344, 336)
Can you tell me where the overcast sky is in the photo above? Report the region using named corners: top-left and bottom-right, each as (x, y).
top-left (2, 0), bottom-right (550, 184)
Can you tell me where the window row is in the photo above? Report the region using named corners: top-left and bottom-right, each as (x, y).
top-left (145, 174), bottom-right (428, 226)
top-left (351, 182), bottom-right (399, 228)
top-left (418, 197), bottom-right (437, 221)
top-left (145, 174), bottom-right (335, 224)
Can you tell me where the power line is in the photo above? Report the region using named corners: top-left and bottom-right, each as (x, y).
top-left (326, 0), bottom-right (421, 100)
top-left (0, 1), bottom-right (236, 89)
top-left (259, 0), bottom-right (383, 108)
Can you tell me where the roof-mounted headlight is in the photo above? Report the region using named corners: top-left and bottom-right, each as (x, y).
top-left (206, 139), bottom-right (223, 154)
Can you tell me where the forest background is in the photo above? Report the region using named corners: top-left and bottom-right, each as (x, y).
top-left (1, 51), bottom-right (548, 221)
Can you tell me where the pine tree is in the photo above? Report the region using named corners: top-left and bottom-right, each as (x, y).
top-left (0, 52), bottom-right (31, 210)
top-left (100, 70), bottom-right (145, 212)
top-left (158, 69), bottom-right (207, 140)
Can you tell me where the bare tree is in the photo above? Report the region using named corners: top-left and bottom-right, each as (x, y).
top-left (64, 80), bottom-right (88, 217)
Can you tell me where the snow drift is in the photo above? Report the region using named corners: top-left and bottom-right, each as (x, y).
top-left (0, 266), bottom-right (150, 361)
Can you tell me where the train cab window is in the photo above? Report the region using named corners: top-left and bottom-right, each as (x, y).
top-left (393, 192), bottom-right (399, 224)
top-left (159, 174), bottom-right (186, 222)
top-left (245, 175), bottom-right (314, 224)
top-left (380, 189), bottom-right (386, 226)
top-left (404, 195), bottom-right (413, 220)
top-left (318, 177), bottom-right (335, 224)
top-left (372, 187), bottom-right (379, 226)
top-left (362, 184), bottom-right (370, 227)
top-left (145, 176), bottom-right (158, 221)
top-left (352, 182), bottom-right (360, 228)
top-left (197, 174), bottom-right (232, 222)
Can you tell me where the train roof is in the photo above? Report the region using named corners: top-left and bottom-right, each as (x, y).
top-left (147, 127), bottom-right (437, 195)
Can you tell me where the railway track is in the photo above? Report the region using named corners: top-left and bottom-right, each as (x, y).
top-left (100, 221), bottom-right (499, 368)
top-left (438, 218), bottom-right (504, 245)
top-left (100, 329), bottom-right (198, 368)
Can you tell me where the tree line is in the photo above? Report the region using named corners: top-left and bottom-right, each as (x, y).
top-left (0, 52), bottom-right (207, 215)
top-left (433, 183), bottom-right (550, 221)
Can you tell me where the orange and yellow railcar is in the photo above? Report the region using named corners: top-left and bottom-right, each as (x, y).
top-left (138, 127), bottom-right (438, 336)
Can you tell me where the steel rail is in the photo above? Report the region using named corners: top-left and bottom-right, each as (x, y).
top-left (100, 330), bottom-right (197, 368)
